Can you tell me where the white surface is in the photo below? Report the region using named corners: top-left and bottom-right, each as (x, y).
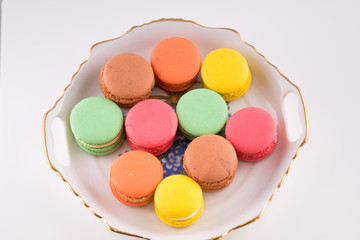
top-left (1, 0), bottom-right (359, 239)
top-left (43, 19), bottom-right (307, 240)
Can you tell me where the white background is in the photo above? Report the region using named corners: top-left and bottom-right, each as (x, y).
top-left (1, 0), bottom-right (360, 239)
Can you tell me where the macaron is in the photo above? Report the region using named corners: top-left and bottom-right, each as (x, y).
top-left (70, 97), bottom-right (124, 155)
top-left (176, 88), bottom-right (228, 140)
top-left (201, 48), bottom-right (251, 101)
top-left (110, 150), bottom-right (163, 206)
top-left (183, 134), bottom-right (238, 191)
top-left (151, 37), bottom-right (201, 92)
top-left (154, 175), bottom-right (203, 227)
top-left (100, 53), bottom-right (155, 107)
top-left (125, 99), bottom-right (178, 156)
top-left (225, 107), bottom-right (278, 161)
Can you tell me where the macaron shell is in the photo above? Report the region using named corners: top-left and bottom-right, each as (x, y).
top-left (204, 68), bottom-right (251, 101)
top-left (125, 99), bottom-right (178, 150)
top-left (100, 53), bottom-right (155, 107)
top-left (183, 134), bottom-right (238, 191)
top-left (154, 175), bottom-right (203, 222)
top-left (156, 76), bottom-right (196, 92)
top-left (201, 48), bottom-right (251, 99)
top-left (176, 89), bottom-right (228, 138)
top-left (225, 107), bottom-right (278, 161)
top-left (151, 37), bottom-right (201, 90)
top-left (110, 151), bottom-right (163, 206)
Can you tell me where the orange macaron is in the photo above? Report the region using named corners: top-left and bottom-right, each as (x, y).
top-left (110, 150), bottom-right (163, 206)
top-left (151, 37), bottom-right (201, 92)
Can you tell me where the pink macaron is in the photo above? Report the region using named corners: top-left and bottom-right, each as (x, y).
top-left (225, 107), bottom-right (278, 161)
top-left (125, 99), bottom-right (178, 156)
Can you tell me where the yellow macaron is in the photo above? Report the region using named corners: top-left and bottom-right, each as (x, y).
top-left (201, 48), bottom-right (251, 101)
top-left (154, 175), bottom-right (203, 227)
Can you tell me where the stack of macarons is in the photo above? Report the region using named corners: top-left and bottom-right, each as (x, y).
top-left (68, 36), bottom-right (279, 228)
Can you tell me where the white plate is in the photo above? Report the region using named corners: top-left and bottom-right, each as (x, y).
top-left (43, 19), bottom-right (309, 240)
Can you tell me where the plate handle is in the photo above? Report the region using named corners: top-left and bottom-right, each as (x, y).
top-left (43, 98), bottom-right (73, 170)
top-left (49, 117), bottom-right (72, 166)
top-left (281, 84), bottom-right (309, 146)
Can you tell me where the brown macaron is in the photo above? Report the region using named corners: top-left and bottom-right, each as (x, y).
top-left (100, 53), bottom-right (155, 108)
top-left (183, 134), bottom-right (238, 191)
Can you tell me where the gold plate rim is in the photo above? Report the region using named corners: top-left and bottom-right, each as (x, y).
top-left (42, 18), bottom-right (309, 240)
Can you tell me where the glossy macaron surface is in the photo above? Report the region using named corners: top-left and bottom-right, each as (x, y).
top-left (110, 150), bottom-right (163, 206)
top-left (176, 88), bottom-right (228, 139)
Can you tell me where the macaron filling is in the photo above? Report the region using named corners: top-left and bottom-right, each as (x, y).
top-left (126, 135), bottom-right (175, 156)
top-left (189, 176), bottom-right (235, 191)
top-left (236, 133), bottom-right (278, 161)
top-left (156, 75), bottom-right (197, 92)
top-left (74, 130), bottom-right (125, 155)
top-left (75, 128), bottom-right (124, 149)
top-left (154, 200), bottom-right (204, 227)
top-left (111, 183), bottom-right (155, 204)
top-left (183, 161), bottom-right (235, 191)
top-left (75, 138), bottom-right (123, 155)
top-left (164, 203), bottom-right (202, 221)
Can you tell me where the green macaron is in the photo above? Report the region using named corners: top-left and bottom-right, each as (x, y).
top-left (176, 88), bottom-right (228, 140)
top-left (70, 97), bottom-right (124, 155)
